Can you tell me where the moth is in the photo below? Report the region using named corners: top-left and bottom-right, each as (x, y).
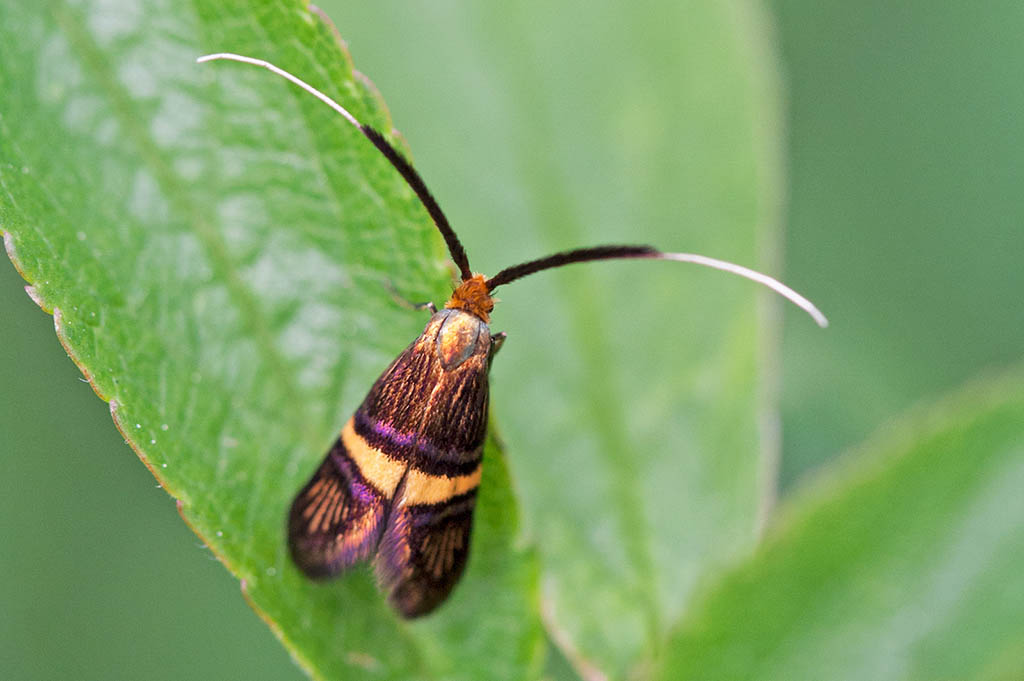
top-left (198, 53), bottom-right (827, 617)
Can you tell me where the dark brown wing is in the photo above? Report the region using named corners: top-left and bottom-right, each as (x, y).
top-left (366, 309), bottom-right (493, 616)
top-left (288, 309), bottom-right (493, 615)
top-left (287, 434), bottom-right (390, 578)
top-left (353, 310), bottom-right (491, 479)
top-left (374, 486), bottom-right (478, 617)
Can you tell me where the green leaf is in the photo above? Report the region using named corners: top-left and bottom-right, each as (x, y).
top-left (0, 2), bottom-right (540, 680)
top-left (656, 365), bottom-right (1024, 681)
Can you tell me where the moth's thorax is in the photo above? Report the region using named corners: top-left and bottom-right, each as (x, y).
top-left (428, 308), bottom-right (491, 371)
top-left (444, 274), bottom-right (494, 322)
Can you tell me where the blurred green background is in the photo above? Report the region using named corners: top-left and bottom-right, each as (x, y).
top-left (2, 1), bottom-right (1021, 679)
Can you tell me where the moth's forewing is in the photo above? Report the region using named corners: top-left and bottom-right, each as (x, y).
top-left (286, 329), bottom-right (428, 578)
top-left (287, 433), bottom-right (389, 577)
top-left (288, 309), bottom-right (494, 617)
top-left (367, 309), bottom-right (491, 617)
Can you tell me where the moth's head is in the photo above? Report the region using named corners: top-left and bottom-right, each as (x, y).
top-left (445, 274), bottom-right (494, 323)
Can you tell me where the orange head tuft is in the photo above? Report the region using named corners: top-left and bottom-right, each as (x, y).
top-left (445, 274), bottom-right (494, 322)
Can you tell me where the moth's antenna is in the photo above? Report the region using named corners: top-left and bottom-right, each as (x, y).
top-left (196, 52), bottom-right (473, 281)
top-left (486, 245), bottom-right (828, 327)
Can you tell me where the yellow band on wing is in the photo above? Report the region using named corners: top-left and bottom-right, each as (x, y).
top-left (341, 418), bottom-right (406, 497)
top-left (341, 417), bottom-right (481, 505)
top-left (403, 465), bottom-right (481, 506)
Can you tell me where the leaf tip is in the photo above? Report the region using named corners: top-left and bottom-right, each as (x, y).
top-left (2, 229), bottom-right (14, 261)
top-left (23, 285), bottom-right (46, 310)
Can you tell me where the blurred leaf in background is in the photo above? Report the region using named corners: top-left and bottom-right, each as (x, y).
top-left (2, 1), bottom-right (1022, 680)
top-left (657, 365), bottom-right (1024, 681)
top-left (772, 0), bottom-right (1024, 486)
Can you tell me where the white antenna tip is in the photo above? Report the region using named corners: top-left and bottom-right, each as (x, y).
top-left (193, 52), bottom-right (364, 130)
top-left (658, 252), bottom-right (829, 328)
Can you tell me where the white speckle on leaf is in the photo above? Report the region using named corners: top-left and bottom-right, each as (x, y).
top-left (161, 424), bottom-right (169, 431)
top-left (280, 301), bottom-right (344, 390)
top-left (150, 439), bottom-right (156, 444)
top-left (161, 463), bottom-right (167, 468)
top-left (245, 235), bottom-right (350, 304)
top-left (89, 0), bottom-right (141, 45)
top-left (151, 90), bottom-right (201, 148)
top-left (129, 169), bottom-right (168, 222)
top-left (173, 156), bottom-right (203, 181)
top-left (216, 531), bottom-right (223, 537)
top-left (95, 118), bottom-right (119, 146)
top-left (135, 423), bottom-right (141, 429)
top-left (76, 231), bottom-right (86, 241)
top-left (37, 34), bottom-right (79, 104)
top-left (218, 195), bottom-right (268, 246)
top-left (145, 233), bottom-right (211, 282)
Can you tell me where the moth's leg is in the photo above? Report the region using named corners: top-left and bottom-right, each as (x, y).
top-left (489, 332), bottom-right (507, 363)
top-left (383, 280), bottom-right (437, 315)
top-left (414, 301), bottom-right (439, 314)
